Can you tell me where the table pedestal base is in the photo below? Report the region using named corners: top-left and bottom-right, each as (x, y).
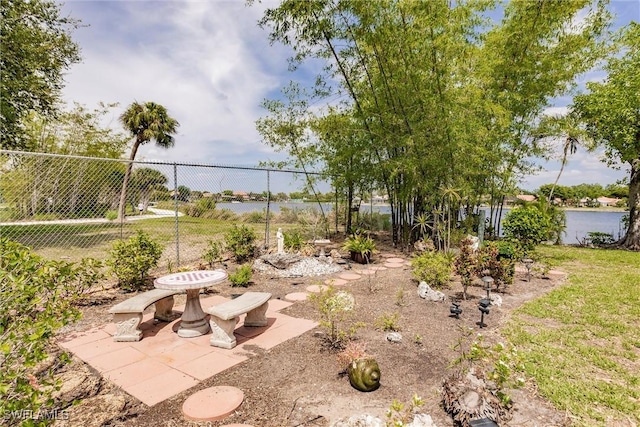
top-left (178, 288), bottom-right (210, 338)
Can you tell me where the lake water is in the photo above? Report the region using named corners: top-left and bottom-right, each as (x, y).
top-left (217, 202), bottom-right (627, 243)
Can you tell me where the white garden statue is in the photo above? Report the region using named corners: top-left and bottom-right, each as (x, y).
top-left (277, 228), bottom-right (284, 254)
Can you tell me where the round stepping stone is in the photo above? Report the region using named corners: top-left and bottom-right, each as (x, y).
top-left (306, 284), bottom-right (328, 293)
top-left (285, 292), bottom-right (309, 301)
top-left (369, 266), bottom-right (388, 271)
top-left (339, 272), bottom-right (362, 281)
top-left (384, 262), bottom-right (404, 269)
top-left (182, 386), bottom-right (244, 422)
top-left (358, 269), bottom-right (377, 276)
top-left (324, 278), bottom-right (348, 286)
top-left (386, 257), bottom-right (405, 263)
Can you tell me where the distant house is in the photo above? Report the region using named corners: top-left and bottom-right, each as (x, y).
top-left (233, 191), bottom-right (249, 201)
top-left (202, 191), bottom-right (213, 198)
top-left (596, 196), bottom-right (621, 207)
top-left (516, 194), bottom-right (537, 203)
top-left (371, 194), bottom-right (388, 204)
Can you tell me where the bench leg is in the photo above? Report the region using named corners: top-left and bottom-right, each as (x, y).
top-left (154, 296), bottom-right (178, 322)
top-left (209, 316), bottom-right (239, 349)
top-left (244, 302), bottom-right (269, 327)
top-left (112, 313), bottom-right (143, 342)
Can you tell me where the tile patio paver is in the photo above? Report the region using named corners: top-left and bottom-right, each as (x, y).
top-left (57, 295), bottom-right (317, 407)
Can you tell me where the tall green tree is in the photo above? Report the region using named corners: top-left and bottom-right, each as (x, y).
top-left (118, 101), bottom-right (179, 221)
top-left (572, 23), bottom-right (640, 250)
top-left (0, 0), bottom-right (81, 150)
top-left (131, 167), bottom-right (167, 209)
top-left (255, 0), bottom-right (609, 246)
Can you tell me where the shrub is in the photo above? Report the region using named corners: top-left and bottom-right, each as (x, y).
top-left (587, 231), bottom-right (615, 246)
top-left (202, 240), bottom-right (224, 267)
top-left (106, 230), bottom-right (163, 291)
top-left (454, 237), bottom-right (477, 299)
top-left (185, 198), bottom-right (216, 217)
top-left (228, 264), bottom-right (252, 287)
top-left (411, 251), bottom-right (453, 289)
top-left (284, 229), bottom-right (305, 251)
top-left (308, 286), bottom-right (364, 348)
top-left (105, 210), bottom-right (118, 221)
top-left (342, 232), bottom-right (376, 255)
top-left (476, 241), bottom-right (515, 290)
top-left (502, 205), bottom-right (553, 252)
top-left (241, 209), bottom-right (267, 223)
top-left (375, 312), bottom-right (401, 332)
top-left (224, 224), bottom-right (257, 262)
top-left (0, 239), bottom-right (104, 419)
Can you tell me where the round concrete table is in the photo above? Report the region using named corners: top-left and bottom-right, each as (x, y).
top-left (154, 270), bottom-right (227, 338)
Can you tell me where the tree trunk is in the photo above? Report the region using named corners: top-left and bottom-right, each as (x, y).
top-left (619, 158), bottom-right (640, 250)
top-left (117, 140), bottom-right (140, 221)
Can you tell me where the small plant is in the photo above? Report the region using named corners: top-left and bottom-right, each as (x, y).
top-left (342, 231), bottom-right (376, 263)
top-left (375, 312), bottom-right (401, 332)
top-left (228, 264), bottom-right (252, 287)
top-left (202, 240), bottom-right (224, 267)
top-left (411, 250), bottom-right (453, 289)
top-left (105, 210), bottom-right (117, 220)
top-left (476, 241), bottom-right (515, 290)
top-left (106, 230), bottom-right (163, 291)
top-left (587, 231), bottom-right (615, 246)
top-left (224, 224), bottom-right (257, 262)
top-left (336, 341), bottom-right (370, 369)
top-left (284, 229), bottom-right (305, 251)
top-left (308, 286), bottom-right (364, 348)
top-left (414, 334), bottom-right (423, 345)
top-left (395, 286), bottom-right (407, 306)
top-left (454, 237), bottom-right (477, 300)
top-left (386, 394), bottom-right (425, 427)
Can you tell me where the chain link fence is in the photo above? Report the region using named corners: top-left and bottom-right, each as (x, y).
top-left (0, 150), bottom-right (335, 268)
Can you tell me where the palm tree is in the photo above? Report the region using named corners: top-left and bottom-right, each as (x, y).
top-left (117, 102), bottom-right (179, 221)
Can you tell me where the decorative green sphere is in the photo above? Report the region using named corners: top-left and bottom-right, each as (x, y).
top-left (347, 358), bottom-right (381, 392)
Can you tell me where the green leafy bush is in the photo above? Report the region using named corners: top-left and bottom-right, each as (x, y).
top-left (224, 225), bottom-right (257, 262)
top-left (375, 312), bottom-right (401, 332)
top-left (454, 237), bottom-right (477, 299)
top-left (342, 232), bottom-right (376, 255)
top-left (105, 210), bottom-right (118, 221)
top-left (476, 241), bottom-right (515, 290)
top-left (228, 264), bottom-right (252, 287)
top-left (411, 251), bottom-right (453, 289)
top-left (106, 230), bottom-right (163, 291)
top-left (284, 229), bottom-right (305, 251)
top-left (308, 286), bottom-right (364, 348)
top-left (202, 240), bottom-right (224, 267)
top-left (502, 205), bottom-right (553, 252)
top-left (587, 231), bottom-right (615, 246)
top-left (185, 198), bottom-right (216, 217)
top-left (0, 238), bottom-right (104, 419)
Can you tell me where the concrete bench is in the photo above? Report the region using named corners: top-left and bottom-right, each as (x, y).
top-left (205, 292), bottom-right (272, 349)
top-left (109, 289), bottom-right (181, 342)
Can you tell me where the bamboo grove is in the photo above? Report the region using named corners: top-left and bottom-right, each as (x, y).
top-left (253, 0), bottom-right (611, 247)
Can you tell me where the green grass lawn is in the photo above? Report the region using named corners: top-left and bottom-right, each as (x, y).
top-left (504, 246), bottom-right (640, 426)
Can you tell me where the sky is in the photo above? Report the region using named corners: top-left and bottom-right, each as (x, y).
top-left (58, 0), bottom-right (640, 193)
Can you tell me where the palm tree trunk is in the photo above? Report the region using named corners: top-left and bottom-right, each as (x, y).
top-left (117, 140), bottom-right (141, 221)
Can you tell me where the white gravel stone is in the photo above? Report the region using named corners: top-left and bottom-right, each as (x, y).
top-left (253, 257), bottom-right (343, 277)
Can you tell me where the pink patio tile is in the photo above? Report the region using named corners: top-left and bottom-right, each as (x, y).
top-left (89, 346), bottom-right (147, 373)
top-left (67, 336), bottom-right (125, 360)
top-left (284, 292), bottom-right (309, 301)
top-left (57, 328), bottom-right (111, 349)
top-left (123, 369), bottom-right (199, 407)
top-left (339, 272), bottom-right (362, 281)
top-left (266, 298), bottom-right (293, 312)
top-left (103, 358), bottom-right (173, 388)
top-left (176, 351), bottom-right (248, 381)
top-left (244, 323), bottom-right (313, 351)
top-left (133, 333), bottom-right (185, 356)
top-left (151, 341), bottom-right (215, 368)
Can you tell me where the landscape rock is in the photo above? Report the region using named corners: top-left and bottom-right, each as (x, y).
top-left (417, 282), bottom-right (446, 301)
top-left (253, 256), bottom-right (343, 277)
top-left (260, 253), bottom-right (301, 269)
top-left (331, 414), bottom-right (385, 427)
top-left (489, 294), bottom-right (503, 306)
top-left (408, 414), bottom-right (438, 427)
top-left (386, 332), bottom-right (402, 343)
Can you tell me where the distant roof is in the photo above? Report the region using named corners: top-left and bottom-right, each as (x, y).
top-left (516, 194), bottom-right (537, 202)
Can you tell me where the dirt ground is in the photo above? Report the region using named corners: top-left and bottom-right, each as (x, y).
top-left (49, 235), bottom-right (572, 427)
